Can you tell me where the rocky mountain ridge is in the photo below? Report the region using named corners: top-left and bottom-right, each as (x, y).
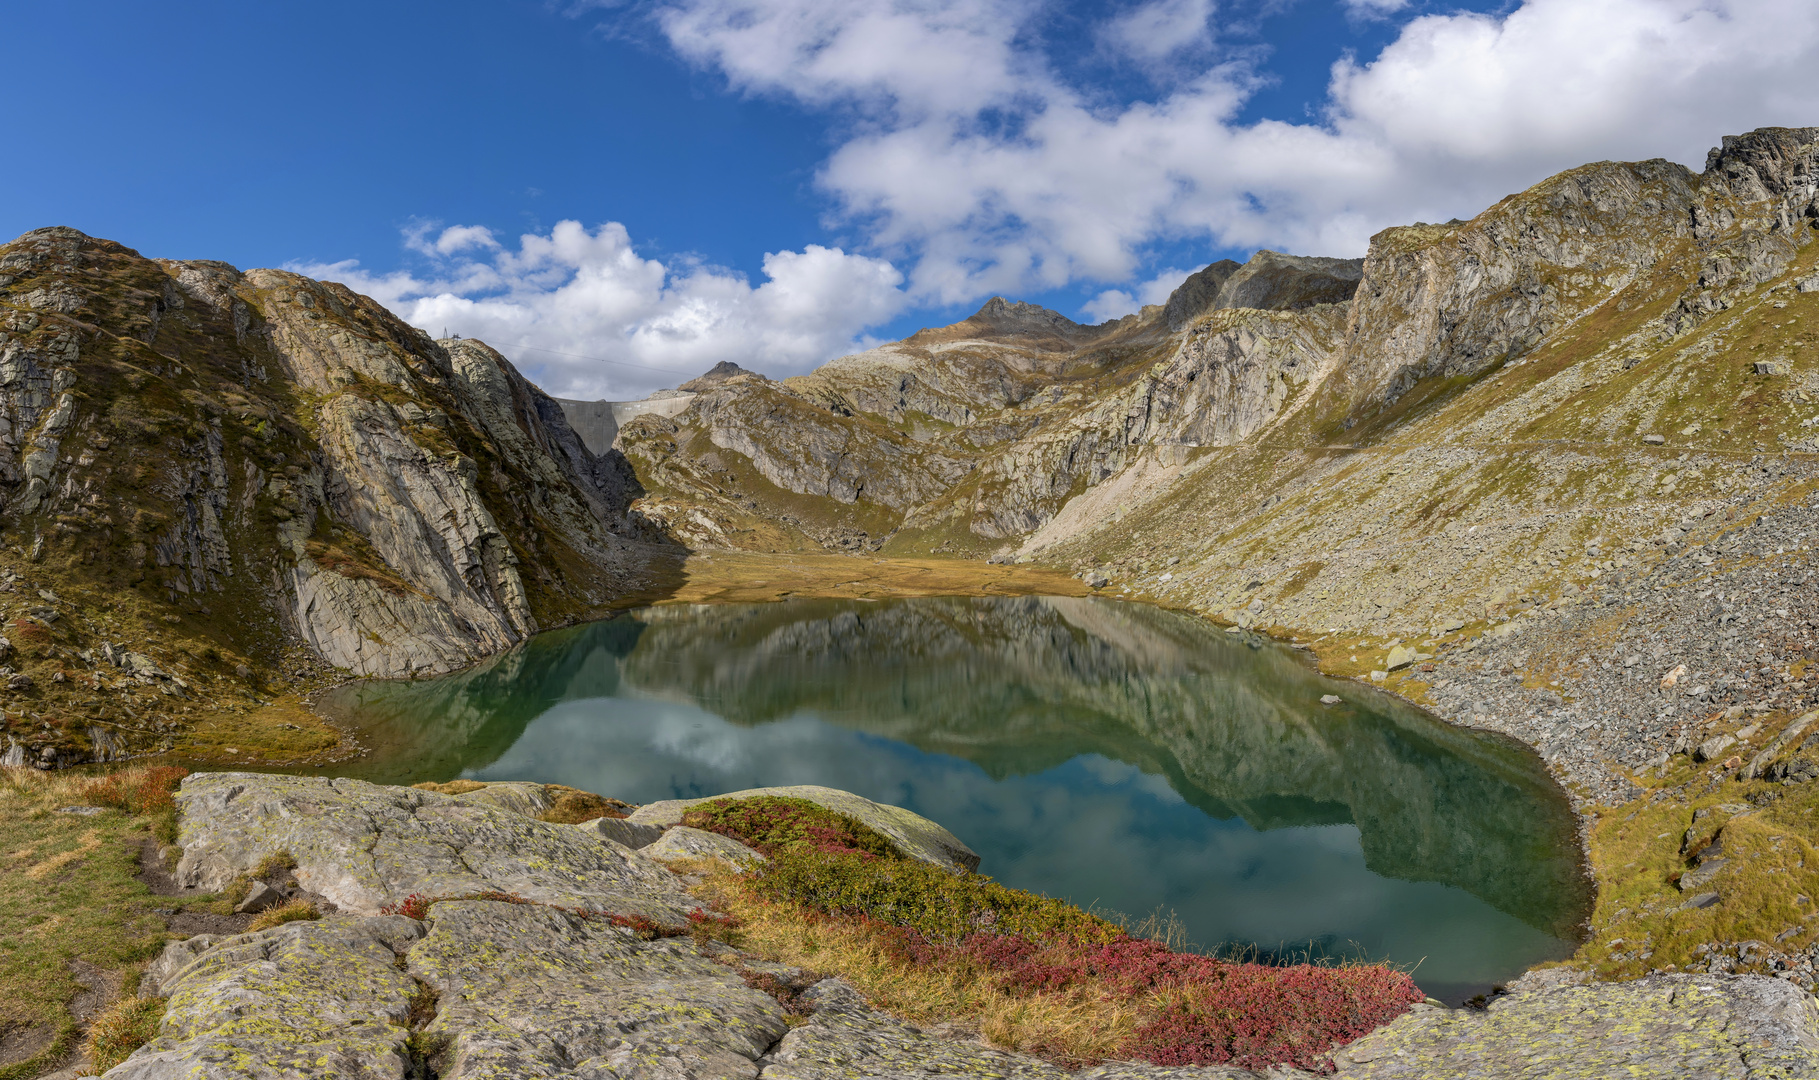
top-left (0, 226), bottom-right (669, 767)
top-left (587, 128), bottom-right (1819, 715)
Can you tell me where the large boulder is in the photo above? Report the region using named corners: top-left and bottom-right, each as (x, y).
top-left (174, 773), bottom-right (696, 921)
top-left (627, 785), bottom-right (981, 872)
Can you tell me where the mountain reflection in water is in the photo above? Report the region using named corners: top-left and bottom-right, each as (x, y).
top-left (317, 596), bottom-right (1590, 1003)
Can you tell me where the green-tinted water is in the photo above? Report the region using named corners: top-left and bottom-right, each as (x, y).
top-left (317, 595), bottom-right (1589, 1003)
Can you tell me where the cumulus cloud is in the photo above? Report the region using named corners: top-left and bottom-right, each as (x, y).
top-left (642, 0), bottom-right (1819, 302)
top-left (292, 220), bottom-right (906, 401)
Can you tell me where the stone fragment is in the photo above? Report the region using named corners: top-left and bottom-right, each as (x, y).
top-left (1385, 645), bottom-right (1431, 670)
top-left (641, 825), bottom-right (767, 867)
top-left (1642, 433), bottom-right (1667, 445)
top-left (1755, 359), bottom-right (1791, 375)
top-left (1320, 694), bottom-right (1344, 705)
top-left (629, 785), bottom-right (979, 872)
top-left (1084, 571), bottom-right (1109, 588)
top-left (581, 816), bottom-right (667, 850)
top-left (1696, 734), bottom-right (1737, 762)
top-left (1678, 891), bottom-right (1722, 911)
top-left (1370, 670), bottom-right (1388, 683)
top-left (235, 881), bottom-right (283, 914)
top-left (1660, 663), bottom-right (1687, 688)
top-left (175, 773), bottom-right (697, 922)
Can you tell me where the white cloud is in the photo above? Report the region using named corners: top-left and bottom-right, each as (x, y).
top-left (1081, 265), bottom-right (1193, 322)
top-left (642, 0), bottom-right (1819, 302)
top-left (1103, 0), bottom-right (1216, 62)
top-left (292, 220), bottom-right (906, 401)
top-left (1341, 0), bottom-right (1409, 17)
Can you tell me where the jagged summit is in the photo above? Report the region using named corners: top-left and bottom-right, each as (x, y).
top-left (1163, 251), bottom-right (1364, 330)
top-left (1161, 259), bottom-right (1243, 331)
top-left (679, 360), bottom-right (760, 392)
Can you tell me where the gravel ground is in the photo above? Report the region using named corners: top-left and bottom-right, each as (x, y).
top-left (1425, 490), bottom-right (1819, 805)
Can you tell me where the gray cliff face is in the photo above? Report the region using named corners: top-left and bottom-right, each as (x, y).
top-left (1343, 127), bottom-right (1819, 408)
top-left (0, 227), bottom-right (648, 680)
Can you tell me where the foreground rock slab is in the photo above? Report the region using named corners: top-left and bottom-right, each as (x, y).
top-left (409, 899), bottom-right (789, 1079)
top-left (111, 774), bottom-right (1819, 1079)
top-left (114, 916), bottom-right (425, 1080)
top-left (1331, 974), bottom-right (1819, 1079)
top-left (174, 773), bottom-right (697, 920)
top-left (628, 785), bottom-right (980, 872)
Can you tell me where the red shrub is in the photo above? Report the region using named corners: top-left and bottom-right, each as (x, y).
top-left (867, 923), bottom-right (1419, 1073)
top-left (82, 766), bottom-right (190, 815)
top-left (1129, 962), bottom-right (1422, 1072)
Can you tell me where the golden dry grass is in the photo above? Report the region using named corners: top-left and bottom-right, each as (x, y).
top-left (0, 765), bottom-right (195, 1079)
top-left (635, 551), bottom-right (1090, 607)
top-left (688, 861), bottom-right (1141, 1063)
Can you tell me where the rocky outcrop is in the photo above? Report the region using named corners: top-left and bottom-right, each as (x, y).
top-left (629, 784), bottom-right (982, 873)
top-left (0, 227), bottom-right (651, 683)
top-left (1165, 252), bottom-right (1362, 331)
top-left (173, 773), bottom-right (696, 920)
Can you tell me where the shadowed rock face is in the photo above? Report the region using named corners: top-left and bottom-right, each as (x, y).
top-left (1163, 253), bottom-right (1363, 331)
top-left (1162, 259), bottom-right (1243, 331)
top-left (320, 596), bottom-right (1590, 939)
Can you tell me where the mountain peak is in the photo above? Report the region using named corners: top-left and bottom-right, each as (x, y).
top-left (679, 360), bottom-right (760, 392)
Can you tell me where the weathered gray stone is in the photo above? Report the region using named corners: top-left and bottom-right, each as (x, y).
top-left (1328, 974), bottom-right (1819, 1078)
top-left (174, 773), bottom-right (696, 921)
top-left (1697, 734), bottom-right (1739, 763)
top-left (628, 785), bottom-right (979, 872)
top-left (448, 780), bottom-right (554, 818)
top-left (580, 816), bottom-right (668, 850)
top-left (641, 826), bottom-right (767, 868)
top-left (234, 880), bottom-right (283, 914)
top-left (104, 916), bottom-right (426, 1080)
top-left (1384, 645), bottom-right (1430, 671)
top-left (407, 899), bottom-right (789, 1080)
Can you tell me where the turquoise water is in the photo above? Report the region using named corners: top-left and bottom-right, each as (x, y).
top-left (317, 595), bottom-right (1590, 1003)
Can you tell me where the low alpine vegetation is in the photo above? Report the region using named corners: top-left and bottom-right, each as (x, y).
top-left (687, 796), bottom-right (1421, 1073)
top-left (79, 994), bottom-right (165, 1074)
top-left (247, 899), bottom-right (320, 932)
top-left (682, 796), bottom-right (900, 859)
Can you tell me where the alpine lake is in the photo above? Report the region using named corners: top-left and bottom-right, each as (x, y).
top-left (315, 595), bottom-right (1591, 1004)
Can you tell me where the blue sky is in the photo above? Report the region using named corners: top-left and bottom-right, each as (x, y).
top-left (4, 1), bottom-right (1817, 398)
